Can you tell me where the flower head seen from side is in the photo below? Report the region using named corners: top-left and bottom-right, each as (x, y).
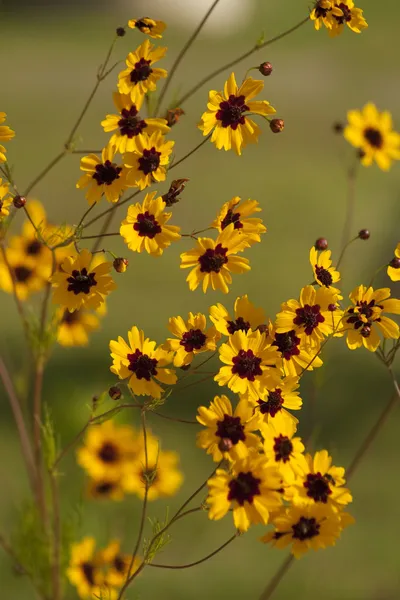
top-left (101, 92), bottom-right (170, 154)
top-left (309, 246), bottom-right (341, 295)
top-left (124, 131), bottom-right (174, 190)
top-left (76, 146), bottom-right (127, 205)
top-left (110, 326), bottom-right (177, 398)
top-left (166, 311), bottom-right (220, 367)
top-left (0, 112), bottom-right (15, 163)
top-left (207, 455), bottom-right (282, 532)
top-left (100, 540), bottom-right (141, 587)
top-left (120, 191), bottom-right (181, 256)
top-left (197, 395), bottom-right (261, 462)
top-left (56, 307), bottom-right (102, 347)
top-left (215, 329), bottom-right (280, 402)
top-left (211, 196), bottom-right (267, 248)
top-left (199, 72), bottom-right (276, 155)
top-left (270, 324), bottom-right (323, 377)
top-left (180, 224), bottom-right (251, 294)
top-left (210, 294), bottom-right (266, 336)
top-left (310, 0), bottom-right (335, 31)
top-left (0, 178), bottom-right (12, 219)
top-left (52, 249), bottom-right (116, 312)
top-left (261, 504), bottom-right (354, 558)
top-left (388, 243), bottom-right (400, 282)
top-left (330, 0), bottom-right (368, 37)
top-left (344, 104), bottom-right (400, 171)
top-left (261, 411), bottom-right (305, 484)
top-left (118, 39), bottom-right (167, 104)
top-left (128, 17), bottom-right (166, 39)
top-left (66, 537), bottom-right (106, 600)
top-left (255, 376), bottom-right (302, 425)
top-left (343, 285), bottom-right (400, 351)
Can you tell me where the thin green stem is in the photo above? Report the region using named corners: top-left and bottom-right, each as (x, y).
top-left (258, 554), bottom-right (294, 600)
top-left (148, 533), bottom-right (238, 569)
top-left (23, 151), bottom-right (66, 197)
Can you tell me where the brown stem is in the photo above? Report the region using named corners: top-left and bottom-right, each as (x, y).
top-left (79, 231), bottom-right (120, 241)
top-left (49, 471), bottom-right (61, 600)
top-left (258, 554), bottom-right (294, 600)
top-left (148, 533), bottom-right (238, 569)
top-left (151, 411), bottom-right (198, 425)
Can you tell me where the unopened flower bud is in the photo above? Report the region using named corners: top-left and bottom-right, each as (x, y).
top-left (92, 395), bottom-right (99, 409)
top-left (333, 122), bottom-right (344, 134)
top-left (270, 119), bottom-right (284, 134)
top-left (358, 229), bottom-right (370, 240)
top-left (218, 438), bottom-right (233, 453)
top-left (259, 61), bottom-right (273, 76)
top-left (162, 178), bottom-right (189, 207)
top-left (361, 325), bottom-right (371, 338)
top-left (116, 27), bottom-right (126, 37)
top-left (315, 237), bottom-right (328, 250)
top-left (108, 386), bottom-right (122, 401)
top-left (13, 195), bottom-right (26, 208)
top-left (389, 257), bottom-right (400, 269)
top-left (257, 324), bottom-right (268, 334)
top-left (166, 108), bottom-right (185, 127)
top-left (328, 304), bottom-right (336, 312)
top-left (113, 257), bottom-right (128, 273)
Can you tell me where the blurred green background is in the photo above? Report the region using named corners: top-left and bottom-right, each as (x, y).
top-left (1, 0), bottom-right (400, 598)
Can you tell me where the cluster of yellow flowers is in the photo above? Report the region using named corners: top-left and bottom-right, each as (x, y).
top-left (310, 0), bottom-right (368, 37)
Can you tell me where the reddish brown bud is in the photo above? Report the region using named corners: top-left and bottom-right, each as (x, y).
top-left (218, 438), bottom-right (233, 453)
top-left (116, 27), bottom-right (126, 37)
top-left (109, 386), bottom-right (122, 401)
top-left (257, 324), bottom-right (268, 334)
top-left (361, 325), bottom-right (371, 338)
top-left (389, 257), bottom-right (400, 269)
top-left (358, 229), bottom-right (370, 240)
top-left (270, 118), bottom-right (284, 133)
top-left (315, 237), bottom-right (328, 251)
top-left (259, 61), bottom-right (273, 76)
top-left (13, 195), bottom-right (26, 208)
top-left (166, 107), bottom-right (185, 127)
top-left (328, 304), bottom-right (337, 312)
top-left (333, 122), bottom-right (344, 134)
top-left (113, 257), bottom-right (128, 273)
top-left (162, 178), bottom-right (189, 207)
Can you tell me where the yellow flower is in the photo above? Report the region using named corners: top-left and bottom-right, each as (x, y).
top-left (255, 376), bottom-right (302, 424)
top-left (199, 72), bottom-right (276, 155)
top-left (0, 247), bottom-right (48, 300)
top-left (261, 412), bottom-right (305, 484)
top-left (109, 326), bottom-right (177, 398)
top-left (120, 191), bottom-right (181, 256)
top-left (66, 537), bottom-right (109, 600)
top-left (101, 92), bottom-right (170, 154)
top-left (261, 504), bottom-right (354, 558)
top-left (166, 311), bottom-right (220, 367)
top-left (56, 307), bottom-right (101, 347)
top-left (275, 285), bottom-right (342, 349)
top-left (124, 132), bottom-right (174, 190)
top-left (87, 478), bottom-right (125, 501)
top-left (329, 0), bottom-right (368, 37)
top-left (100, 540), bottom-right (141, 587)
top-left (76, 146), bottom-right (127, 205)
top-left (215, 329), bottom-right (280, 402)
top-left (197, 396), bottom-right (261, 462)
top-left (0, 111), bottom-right (15, 163)
top-left (342, 285), bottom-right (400, 351)
top-left (52, 249), bottom-right (116, 312)
top-left (289, 450), bottom-right (352, 509)
top-left (0, 178), bottom-right (12, 219)
top-left (121, 431), bottom-right (183, 500)
top-left (269, 324), bottom-right (323, 377)
top-left (77, 420), bottom-right (139, 481)
top-left (180, 224), bottom-right (251, 294)
top-left (309, 246), bottom-right (341, 295)
top-left (388, 243), bottom-right (400, 282)
top-left (118, 39), bottom-right (167, 104)
top-left (310, 1), bottom-right (335, 31)
top-left (128, 17), bottom-right (166, 39)
top-left (211, 196), bottom-right (266, 247)
top-left (207, 455), bottom-right (282, 532)
top-left (344, 103), bottom-right (400, 171)
top-left (210, 294), bottom-right (266, 336)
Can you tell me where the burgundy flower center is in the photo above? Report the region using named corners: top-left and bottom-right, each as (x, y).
top-left (127, 349), bottom-right (158, 381)
top-left (221, 209), bottom-right (243, 230)
top-left (304, 472), bottom-right (332, 503)
top-left (14, 265), bottom-right (33, 283)
top-left (138, 147), bottom-right (161, 175)
top-left (198, 243), bottom-right (228, 273)
top-left (216, 94), bottom-right (249, 130)
top-left (118, 106), bottom-right (147, 138)
top-left (62, 309), bottom-right (81, 325)
top-left (81, 562), bottom-right (96, 586)
top-left (334, 2), bottom-right (353, 23)
top-left (293, 304), bottom-right (325, 335)
top-left (94, 481), bottom-right (116, 495)
top-left (133, 211), bottom-right (162, 238)
top-left (227, 316), bottom-right (251, 335)
top-left (135, 19), bottom-right (153, 31)
top-left (228, 471), bottom-right (261, 505)
top-left (273, 330), bottom-right (301, 360)
top-left (273, 434), bottom-right (293, 463)
top-left (315, 265), bottom-right (333, 287)
top-left (114, 556), bottom-right (126, 573)
top-left (231, 349), bottom-right (262, 381)
top-left (98, 442), bottom-right (119, 463)
top-left (257, 389), bottom-right (284, 417)
top-left (180, 328), bottom-right (207, 352)
top-left (67, 268), bottom-right (97, 295)
top-left (130, 58), bottom-right (153, 84)
top-left (93, 160), bottom-right (122, 186)
top-left (315, 3), bottom-right (328, 18)
top-left (346, 299), bottom-right (381, 332)
top-left (363, 127), bottom-right (383, 149)
top-left (26, 240), bottom-right (43, 255)
top-left (292, 517), bottom-right (320, 541)
top-left (216, 414), bottom-right (245, 445)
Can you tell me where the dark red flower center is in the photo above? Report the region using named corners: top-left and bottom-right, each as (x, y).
top-left (273, 434), bottom-right (293, 463)
top-left (26, 240), bottom-right (43, 255)
top-left (93, 160), bottom-right (122, 186)
top-left (67, 268), bottom-right (97, 295)
top-left (14, 265), bottom-right (33, 283)
top-left (130, 58), bottom-right (153, 84)
top-left (216, 94), bottom-right (249, 130)
top-left (231, 349), bottom-right (262, 381)
top-left (227, 316), bottom-right (251, 335)
top-left (304, 472), bottom-right (332, 503)
top-left (315, 2), bottom-right (328, 18)
top-left (133, 211), bottom-right (162, 238)
top-left (62, 309), bottom-right (81, 325)
top-left (138, 147), bottom-right (161, 175)
top-left (198, 243), bottom-right (228, 273)
top-left (221, 209), bottom-right (243, 230)
top-left (98, 442), bottom-right (119, 463)
top-left (273, 330), bottom-right (301, 360)
top-left (228, 471), bottom-right (261, 505)
top-left (334, 2), bottom-right (353, 23)
top-left (293, 304), bottom-right (325, 335)
top-left (94, 481), bottom-right (116, 495)
top-left (346, 299), bottom-right (382, 334)
top-left (315, 265), bottom-right (333, 287)
top-left (216, 414), bottom-right (245, 445)
top-left (118, 106), bottom-right (147, 138)
top-left (257, 388), bottom-right (284, 417)
top-left (127, 349), bottom-right (158, 381)
top-left (114, 556), bottom-right (126, 573)
top-left (292, 517), bottom-right (320, 540)
top-left (180, 328), bottom-right (207, 352)
top-left (81, 562), bottom-right (96, 586)
top-left (135, 19), bottom-right (153, 31)
top-left (363, 127), bottom-right (383, 149)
